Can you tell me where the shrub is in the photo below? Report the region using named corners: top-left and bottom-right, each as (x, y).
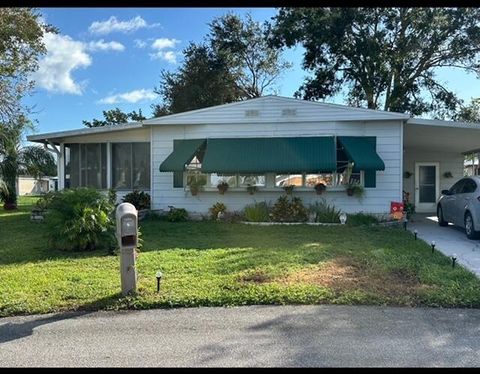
top-left (108, 188), bottom-right (117, 206)
top-left (271, 195), bottom-right (308, 222)
top-left (309, 199), bottom-right (341, 223)
top-left (166, 206), bottom-right (189, 222)
top-left (347, 212), bottom-right (379, 226)
top-left (209, 202), bottom-right (227, 220)
top-left (244, 201), bottom-right (270, 222)
top-left (222, 210), bottom-right (245, 223)
top-left (43, 188), bottom-right (116, 252)
top-left (122, 190), bottom-right (151, 210)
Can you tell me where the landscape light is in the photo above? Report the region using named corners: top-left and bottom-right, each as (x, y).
top-left (414, 229), bottom-right (418, 240)
top-left (452, 253), bottom-right (457, 268)
top-left (156, 271), bottom-right (163, 293)
top-left (431, 240), bottom-right (436, 253)
top-left (339, 212), bottom-right (347, 225)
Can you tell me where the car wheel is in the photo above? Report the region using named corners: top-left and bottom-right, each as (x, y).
top-left (464, 212), bottom-right (480, 239)
top-left (437, 205), bottom-right (448, 226)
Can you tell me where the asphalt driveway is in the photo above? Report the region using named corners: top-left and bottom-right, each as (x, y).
top-left (408, 213), bottom-right (480, 277)
top-left (1, 305), bottom-right (480, 367)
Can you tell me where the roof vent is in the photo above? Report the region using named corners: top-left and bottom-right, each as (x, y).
top-left (245, 109), bottom-right (259, 117)
top-left (282, 108), bottom-right (297, 116)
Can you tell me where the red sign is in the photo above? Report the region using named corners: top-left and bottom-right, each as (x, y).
top-left (390, 201), bottom-right (404, 220)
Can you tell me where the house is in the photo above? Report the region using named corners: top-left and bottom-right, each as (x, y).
top-left (16, 175), bottom-right (57, 196)
top-left (26, 95), bottom-right (480, 216)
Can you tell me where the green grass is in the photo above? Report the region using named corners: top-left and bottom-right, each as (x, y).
top-left (1, 196), bottom-right (480, 317)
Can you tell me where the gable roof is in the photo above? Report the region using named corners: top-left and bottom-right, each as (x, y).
top-left (141, 95), bottom-right (410, 125)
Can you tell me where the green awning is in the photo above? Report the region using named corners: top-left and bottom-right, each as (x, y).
top-left (159, 139), bottom-right (206, 172)
top-left (337, 136), bottom-right (385, 171)
top-left (201, 137), bottom-right (336, 173)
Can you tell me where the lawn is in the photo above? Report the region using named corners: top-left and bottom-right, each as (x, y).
top-left (1, 196), bottom-right (480, 317)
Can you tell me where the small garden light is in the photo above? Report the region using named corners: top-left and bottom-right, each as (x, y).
top-left (156, 271), bottom-right (163, 293)
top-left (431, 240), bottom-right (436, 253)
top-left (414, 229), bottom-right (418, 240)
top-left (452, 253), bottom-right (457, 268)
top-left (339, 212), bottom-right (347, 225)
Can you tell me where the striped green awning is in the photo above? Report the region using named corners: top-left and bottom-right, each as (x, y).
top-left (337, 136), bottom-right (385, 171)
top-left (201, 137), bottom-right (336, 173)
top-left (159, 139), bottom-right (206, 172)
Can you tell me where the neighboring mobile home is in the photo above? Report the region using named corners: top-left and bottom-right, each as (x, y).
top-left (27, 96), bottom-right (480, 216)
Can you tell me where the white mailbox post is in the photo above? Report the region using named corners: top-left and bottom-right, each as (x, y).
top-left (116, 202), bottom-right (138, 296)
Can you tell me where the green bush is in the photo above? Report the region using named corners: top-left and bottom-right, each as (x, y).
top-left (166, 206), bottom-right (189, 222)
top-left (309, 199), bottom-right (341, 223)
top-left (122, 190), bottom-right (150, 210)
top-left (271, 195), bottom-right (308, 222)
top-left (209, 202), bottom-right (227, 220)
top-left (244, 201), bottom-right (270, 222)
top-left (43, 188), bottom-right (116, 252)
top-left (347, 212), bottom-right (379, 226)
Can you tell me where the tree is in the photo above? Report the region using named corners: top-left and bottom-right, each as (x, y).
top-left (152, 43), bottom-right (243, 116)
top-left (455, 98), bottom-right (480, 123)
top-left (152, 13), bottom-right (291, 116)
top-left (83, 108), bottom-right (146, 128)
top-left (209, 13), bottom-right (292, 98)
top-left (0, 8), bottom-right (56, 124)
top-left (271, 8), bottom-right (480, 117)
top-left (0, 117), bottom-right (56, 209)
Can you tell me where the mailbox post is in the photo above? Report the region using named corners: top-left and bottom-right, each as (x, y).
top-left (116, 203), bottom-right (138, 296)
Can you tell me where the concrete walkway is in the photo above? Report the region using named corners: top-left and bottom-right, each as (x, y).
top-left (408, 213), bottom-right (480, 277)
top-left (1, 305), bottom-right (480, 367)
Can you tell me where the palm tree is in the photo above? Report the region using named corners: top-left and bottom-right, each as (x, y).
top-left (0, 118), bottom-right (56, 210)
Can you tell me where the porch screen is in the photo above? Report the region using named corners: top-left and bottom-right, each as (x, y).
top-left (64, 143), bottom-right (107, 189)
top-left (201, 137), bottom-right (336, 174)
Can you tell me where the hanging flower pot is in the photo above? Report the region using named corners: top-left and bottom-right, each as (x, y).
top-left (217, 181), bottom-right (229, 194)
top-left (314, 183), bottom-right (326, 195)
top-left (247, 185), bottom-right (258, 195)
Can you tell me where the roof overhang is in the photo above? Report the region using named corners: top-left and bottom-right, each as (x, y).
top-left (26, 122), bottom-right (145, 145)
top-left (405, 119), bottom-right (480, 154)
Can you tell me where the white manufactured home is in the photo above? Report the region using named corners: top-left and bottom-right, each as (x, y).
top-left (27, 96), bottom-right (480, 215)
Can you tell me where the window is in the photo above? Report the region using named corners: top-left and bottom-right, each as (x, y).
top-left (450, 179), bottom-right (466, 195)
top-left (462, 179), bottom-right (477, 194)
top-left (305, 174), bottom-right (334, 187)
top-left (238, 175), bottom-right (265, 187)
top-left (64, 143), bottom-right (107, 189)
top-left (209, 173), bottom-right (237, 188)
top-left (112, 143), bottom-right (150, 190)
top-left (275, 174), bottom-right (303, 187)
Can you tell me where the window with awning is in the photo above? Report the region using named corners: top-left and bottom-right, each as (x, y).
top-left (160, 136), bottom-right (384, 189)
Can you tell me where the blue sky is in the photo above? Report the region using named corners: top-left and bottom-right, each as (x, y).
top-left (25, 7), bottom-right (479, 136)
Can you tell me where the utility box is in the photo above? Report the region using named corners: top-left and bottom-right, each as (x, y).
top-left (116, 202), bottom-right (138, 296)
top-left (116, 203), bottom-right (138, 250)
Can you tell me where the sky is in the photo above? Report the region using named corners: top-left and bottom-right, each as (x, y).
top-left (25, 7), bottom-right (480, 137)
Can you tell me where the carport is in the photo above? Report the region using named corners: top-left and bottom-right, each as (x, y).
top-left (403, 119), bottom-right (480, 213)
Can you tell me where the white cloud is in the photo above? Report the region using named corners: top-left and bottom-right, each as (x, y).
top-left (89, 16), bottom-right (160, 35)
top-left (134, 39), bottom-right (147, 48)
top-left (150, 51), bottom-right (178, 64)
top-left (33, 33), bottom-right (92, 95)
top-left (151, 38), bottom-right (180, 50)
top-left (87, 39), bottom-right (125, 52)
top-left (98, 89), bottom-right (158, 104)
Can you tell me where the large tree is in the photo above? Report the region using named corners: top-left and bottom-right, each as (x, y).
top-left (152, 43), bottom-right (242, 116)
top-left (83, 108), bottom-right (146, 128)
top-left (455, 98), bottom-right (480, 123)
top-left (152, 13), bottom-right (291, 116)
top-left (0, 8), bottom-right (56, 123)
top-left (271, 7), bottom-right (480, 117)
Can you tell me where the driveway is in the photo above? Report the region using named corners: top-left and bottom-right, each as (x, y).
top-left (408, 213), bottom-right (480, 277)
top-left (1, 305), bottom-right (480, 367)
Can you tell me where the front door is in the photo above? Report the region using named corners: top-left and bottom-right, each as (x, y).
top-left (415, 162), bottom-right (440, 213)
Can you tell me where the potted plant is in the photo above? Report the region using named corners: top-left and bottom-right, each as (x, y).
top-left (314, 182), bottom-right (326, 195)
top-left (283, 184), bottom-right (294, 195)
top-left (189, 178), bottom-right (205, 196)
top-left (246, 184), bottom-right (258, 195)
top-left (346, 182), bottom-right (364, 198)
top-left (217, 181), bottom-right (229, 194)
